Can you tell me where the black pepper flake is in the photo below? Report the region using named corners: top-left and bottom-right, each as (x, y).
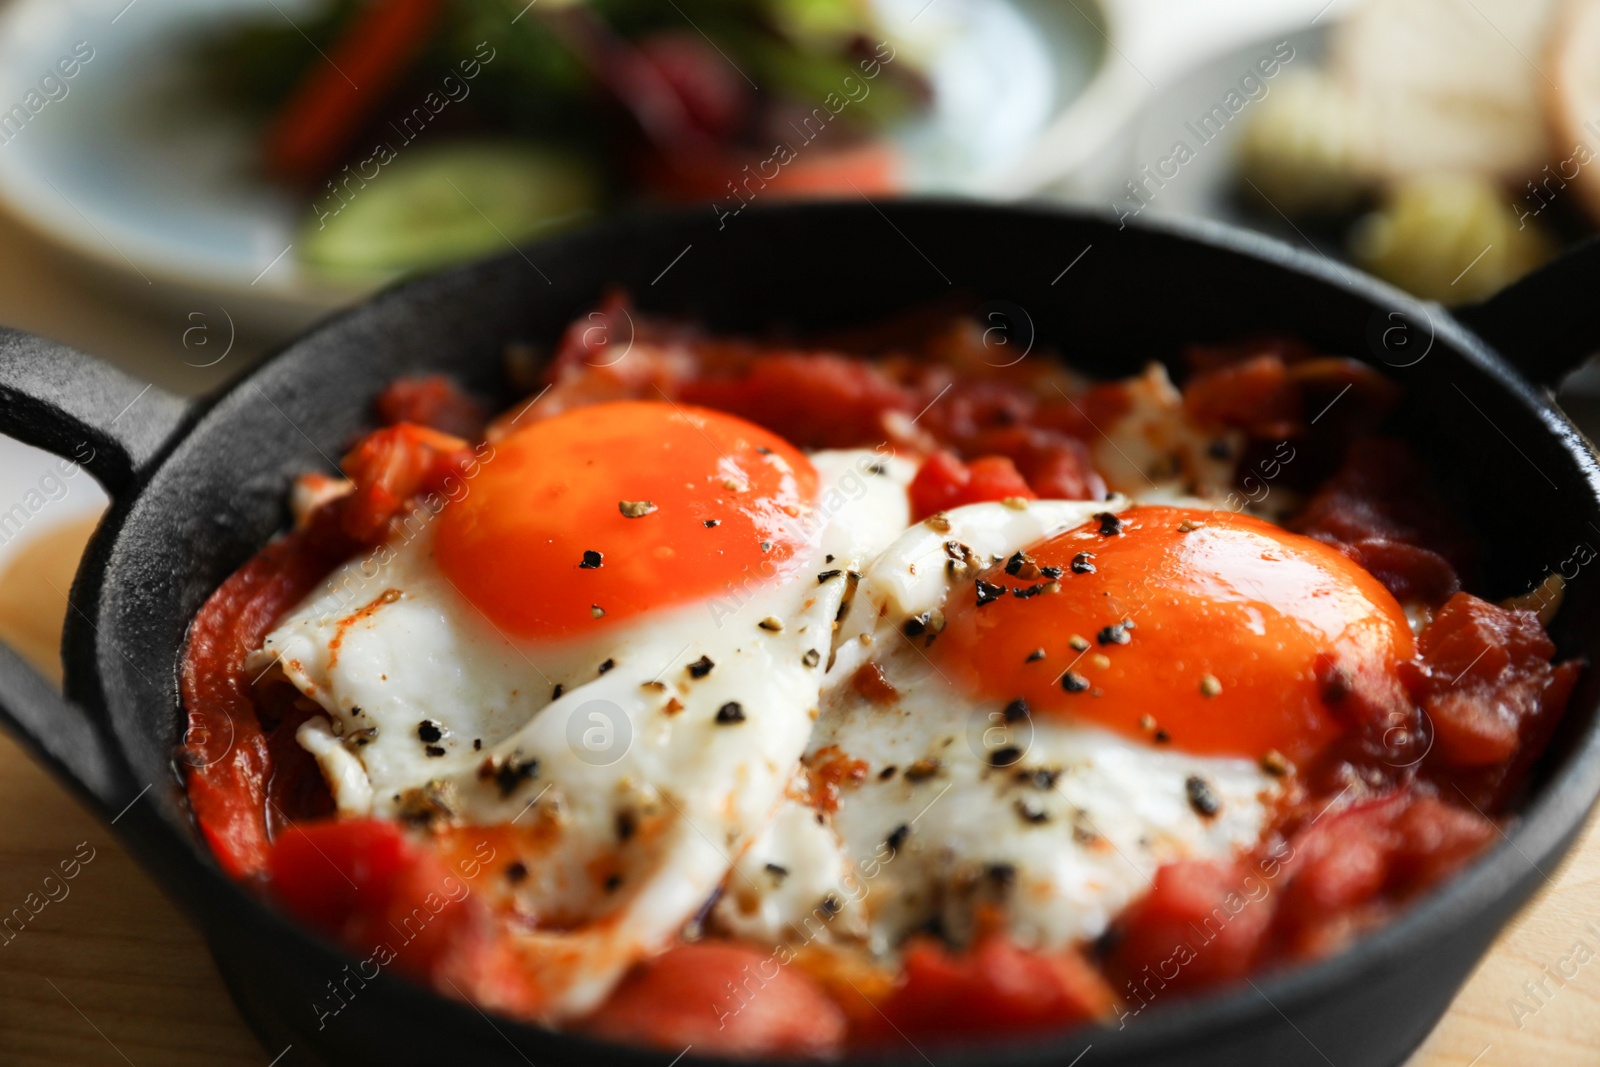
top-left (417, 720), bottom-right (443, 743)
top-left (486, 754), bottom-right (539, 797)
top-left (703, 519), bottom-right (721, 528)
top-left (688, 655), bottom-right (715, 679)
top-left (878, 765), bottom-right (897, 780)
top-left (885, 823), bottom-right (910, 853)
top-left (1071, 552), bottom-right (1096, 574)
top-left (760, 541), bottom-right (772, 553)
top-left (756, 446), bottom-right (774, 455)
top-left (1097, 622), bottom-right (1131, 646)
top-left (716, 702), bottom-right (746, 724)
top-left (1321, 665), bottom-right (1353, 705)
top-left (604, 874), bottom-right (623, 893)
top-left (820, 894), bottom-right (842, 916)
top-left (473, 739), bottom-right (482, 751)
top-left (1039, 565), bottom-right (1063, 580)
top-left (1014, 798), bottom-right (1050, 825)
top-left (350, 706), bottom-right (363, 716)
top-left (1026, 648), bottom-right (1046, 663)
top-left (825, 554), bottom-right (835, 564)
top-left (598, 658), bottom-right (616, 675)
top-left (1061, 671), bottom-right (1090, 693)
top-left (902, 610), bottom-right (945, 638)
top-left (867, 461), bottom-right (889, 475)
top-left (1186, 775), bottom-right (1221, 817)
top-left (802, 649), bottom-right (821, 668)
top-left (975, 579), bottom-right (1006, 606)
top-left (989, 746), bottom-right (1023, 768)
top-left (1003, 698), bottom-right (1030, 722)
top-left (817, 569), bottom-right (843, 584)
top-left (424, 745), bottom-right (446, 758)
top-left (1004, 551), bottom-right (1031, 576)
top-left (1153, 729), bottom-right (1171, 744)
top-left (1095, 512), bottom-right (1123, 536)
top-left (552, 683), bottom-right (565, 699)
top-left (1017, 767), bottom-right (1060, 790)
top-left (1012, 583), bottom-right (1047, 599)
top-left (505, 861), bottom-right (528, 884)
top-left (765, 862), bottom-right (790, 882)
top-left (615, 811), bottom-right (637, 842)
top-left (986, 862), bottom-right (1017, 889)
top-left (579, 550), bottom-right (603, 569)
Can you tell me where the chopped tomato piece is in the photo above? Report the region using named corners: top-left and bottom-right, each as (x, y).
top-left (680, 353), bottom-right (917, 449)
top-left (963, 426), bottom-right (1106, 502)
top-left (1292, 439), bottom-right (1476, 604)
top-left (579, 943), bottom-right (845, 1058)
top-left (1108, 859), bottom-right (1276, 993)
top-left (267, 818), bottom-right (485, 982)
top-left (267, 818), bottom-right (415, 936)
top-left (1184, 353), bottom-right (1300, 434)
top-left (865, 935), bottom-right (1113, 1044)
top-left (375, 376), bottom-right (488, 439)
top-left (908, 451), bottom-right (1036, 521)
top-left (338, 424), bottom-right (477, 543)
top-left (1274, 794), bottom-right (1494, 959)
top-left (1338, 537), bottom-right (1460, 606)
top-left (1403, 593), bottom-right (1580, 776)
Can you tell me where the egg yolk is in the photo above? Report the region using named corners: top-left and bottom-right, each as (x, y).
top-left (935, 506), bottom-right (1416, 764)
top-left (435, 401), bottom-right (817, 640)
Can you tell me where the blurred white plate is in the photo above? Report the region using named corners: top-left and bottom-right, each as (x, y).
top-left (0, 0), bottom-right (1116, 332)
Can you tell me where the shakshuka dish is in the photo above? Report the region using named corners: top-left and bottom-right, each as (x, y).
top-left (180, 296), bottom-right (1581, 1058)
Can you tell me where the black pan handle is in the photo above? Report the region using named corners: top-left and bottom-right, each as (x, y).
top-left (1455, 235), bottom-right (1600, 388)
top-left (0, 644), bottom-right (128, 817)
top-left (0, 330), bottom-right (188, 818)
top-left (0, 328), bottom-right (188, 499)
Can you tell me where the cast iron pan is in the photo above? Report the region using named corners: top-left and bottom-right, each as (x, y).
top-left (2, 200), bottom-right (1599, 1067)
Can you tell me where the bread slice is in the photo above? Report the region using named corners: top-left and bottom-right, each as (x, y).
top-left (1331, 0), bottom-right (1560, 181)
top-left (1545, 0), bottom-right (1600, 223)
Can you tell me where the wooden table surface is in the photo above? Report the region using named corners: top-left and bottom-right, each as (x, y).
top-left (0, 511), bottom-right (1597, 1067)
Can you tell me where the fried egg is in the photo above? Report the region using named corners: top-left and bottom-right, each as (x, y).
top-left (712, 497), bottom-right (1416, 954)
top-left (251, 402), bottom-right (913, 1017)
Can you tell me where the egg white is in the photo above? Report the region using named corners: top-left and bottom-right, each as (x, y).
top-left (710, 498), bottom-right (1281, 954)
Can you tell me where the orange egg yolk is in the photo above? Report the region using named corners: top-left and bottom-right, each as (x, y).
top-left (935, 506), bottom-right (1416, 764)
top-left (434, 401), bottom-right (818, 640)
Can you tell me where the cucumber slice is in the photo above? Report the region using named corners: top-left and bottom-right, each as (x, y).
top-left (300, 141), bottom-right (600, 276)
